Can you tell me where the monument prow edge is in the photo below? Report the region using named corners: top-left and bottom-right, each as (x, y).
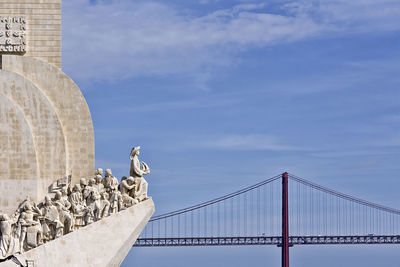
top-left (0, 199), bottom-right (155, 267)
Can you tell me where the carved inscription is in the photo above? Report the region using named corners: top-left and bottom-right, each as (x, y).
top-left (0, 16), bottom-right (26, 53)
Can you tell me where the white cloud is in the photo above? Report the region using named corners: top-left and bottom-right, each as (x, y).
top-left (265, 57), bottom-right (400, 95)
top-left (285, 0), bottom-right (400, 32)
top-left (62, 0), bottom-right (319, 80)
top-left (62, 0), bottom-right (400, 81)
top-left (370, 135), bottom-right (400, 147)
top-left (317, 0), bottom-right (400, 32)
top-left (116, 97), bottom-right (240, 113)
top-left (308, 149), bottom-right (398, 159)
top-left (194, 134), bottom-right (299, 151)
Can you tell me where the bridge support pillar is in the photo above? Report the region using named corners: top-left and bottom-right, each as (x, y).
top-left (282, 172), bottom-right (289, 267)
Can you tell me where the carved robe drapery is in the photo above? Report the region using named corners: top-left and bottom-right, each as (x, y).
top-left (130, 156), bottom-right (143, 178)
top-left (0, 218), bottom-right (19, 259)
top-left (133, 177), bottom-right (148, 202)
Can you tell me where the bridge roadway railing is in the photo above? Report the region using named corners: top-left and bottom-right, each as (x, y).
top-left (135, 172), bottom-right (400, 247)
top-left (134, 235), bottom-right (400, 247)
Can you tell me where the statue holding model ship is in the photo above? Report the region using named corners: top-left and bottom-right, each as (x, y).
top-left (0, 147), bottom-right (151, 260)
top-left (0, 1), bottom-right (155, 266)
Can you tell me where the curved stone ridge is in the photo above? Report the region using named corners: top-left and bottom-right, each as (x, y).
top-left (0, 55), bottom-right (95, 214)
top-left (2, 55), bottom-right (95, 186)
top-left (0, 70), bottom-right (67, 210)
top-left (0, 95), bottom-right (39, 209)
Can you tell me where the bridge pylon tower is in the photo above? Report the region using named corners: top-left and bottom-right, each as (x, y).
top-left (134, 171), bottom-right (400, 265)
top-left (282, 172), bottom-right (289, 267)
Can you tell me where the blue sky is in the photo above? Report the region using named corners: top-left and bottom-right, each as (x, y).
top-left (62, 0), bottom-right (400, 266)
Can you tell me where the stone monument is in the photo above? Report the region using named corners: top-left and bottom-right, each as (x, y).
top-left (0, 1), bottom-right (154, 266)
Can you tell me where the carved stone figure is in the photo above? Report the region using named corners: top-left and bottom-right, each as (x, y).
top-left (110, 190), bottom-right (123, 214)
top-left (70, 184), bottom-right (85, 215)
top-left (86, 179), bottom-right (97, 209)
top-left (18, 201), bottom-right (42, 252)
top-left (83, 178), bottom-right (94, 206)
top-left (120, 177), bottom-right (138, 208)
top-left (85, 179), bottom-right (109, 220)
top-left (93, 187), bottom-right (110, 220)
top-left (94, 175), bottom-right (105, 195)
top-left (53, 192), bottom-right (73, 235)
top-left (80, 177), bottom-right (88, 191)
top-left (83, 206), bottom-right (94, 226)
top-left (95, 168), bottom-right (103, 177)
top-left (0, 213), bottom-right (19, 259)
top-left (133, 176), bottom-right (149, 202)
top-left (61, 187), bottom-right (70, 202)
top-left (104, 169), bottom-right (119, 194)
top-left (129, 146), bottom-right (150, 201)
top-left (0, 147), bottom-right (152, 258)
top-left (129, 146), bottom-right (150, 178)
top-left (39, 196), bottom-right (63, 241)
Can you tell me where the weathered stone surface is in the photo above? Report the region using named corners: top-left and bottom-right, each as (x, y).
top-left (0, 0), bottom-right (61, 67)
top-left (0, 70), bottom-right (66, 214)
top-left (0, 2), bottom-right (154, 266)
top-left (0, 149), bottom-right (152, 259)
top-left (0, 199), bottom-right (155, 267)
top-left (0, 16), bottom-right (26, 53)
top-left (2, 55), bottom-right (95, 188)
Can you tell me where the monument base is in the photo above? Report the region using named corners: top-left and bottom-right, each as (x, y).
top-left (0, 199), bottom-right (155, 267)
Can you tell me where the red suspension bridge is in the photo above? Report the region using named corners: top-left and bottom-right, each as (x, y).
top-left (133, 173), bottom-right (400, 267)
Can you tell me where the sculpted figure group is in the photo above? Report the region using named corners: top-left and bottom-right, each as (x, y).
top-left (0, 146), bottom-right (150, 259)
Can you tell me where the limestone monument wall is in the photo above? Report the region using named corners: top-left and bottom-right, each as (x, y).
top-left (0, 0), bottom-right (95, 214)
top-left (0, 1), bottom-right (154, 266)
top-left (0, 0), bottom-right (61, 67)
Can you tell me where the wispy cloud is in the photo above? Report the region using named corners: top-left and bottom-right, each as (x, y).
top-left (191, 134), bottom-right (300, 151)
top-left (116, 96), bottom-right (240, 113)
top-left (265, 57), bottom-right (400, 95)
top-left (307, 0), bottom-right (400, 33)
top-left (62, 0), bottom-right (400, 81)
top-left (308, 149), bottom-right (399, 159)
top-left (62, 1), bottom-right (319, 80)
top-left (370, 135), bottom-right (400, 148)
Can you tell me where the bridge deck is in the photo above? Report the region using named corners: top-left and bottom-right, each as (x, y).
top-left (134, 235), bottom-right (400, 247)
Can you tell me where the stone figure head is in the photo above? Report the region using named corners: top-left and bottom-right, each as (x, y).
top-left (54, 191), bottom-right (62, 200)
top-left (1, 214), bottom-right (9, 221)
top-left (95, 168), bottom-right (103, 176)
top-left (24, 202), bottom-right (32, 211)
top-left (95, 175), bottom-right (103, 184)
top-left (105, 169), bottom-right (112, 177)
top-left (88, 178), bottom-right (96, 186)
top-left (130, 146), bottom-right (141, 157)
top-left (127, 176), bottom-right (135, 184)
top-left (61, 187), bottom-right (68, 196)
top-left (44, 196), bottom-right (52, 205)
top-left (73, 184), bottom-right (81, 192)
top-left (80, 178), bottom-right (87, 187)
